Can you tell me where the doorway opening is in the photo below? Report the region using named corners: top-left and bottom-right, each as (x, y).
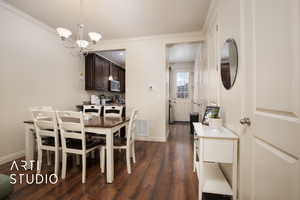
top-left (86, 49), bottom-right (126, 107)
top-left (166, 42), bottom-right (202, 125)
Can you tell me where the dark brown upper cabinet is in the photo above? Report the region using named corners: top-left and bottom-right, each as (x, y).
top-left (111, 64), bottom-right (125, 92)
top-left (85, 54), bottom-right (110, 91)
top-left (110, 64), bottom-right (120, 81)
top-left (119, 69), bottom-right (125, 93)
top-left (85, 53), bottom-right (125, 93)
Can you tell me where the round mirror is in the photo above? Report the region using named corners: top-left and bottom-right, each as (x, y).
top-left (220, 39), bottom-right (238, 90)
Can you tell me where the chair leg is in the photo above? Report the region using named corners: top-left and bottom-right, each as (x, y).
top-left (76, 155), bottom-right (80, 165)
top-left (37, 148), bottom-right (42, 174)
top-left (193, 141), bottom-right (196, 172)
top-left (59, 149), bottom-right (62, 162)
top-left (82, 154), bottom-right (86, 184)
top-left (91, 151), bottom-right (95, 159)
top-left (62, 152), bottom-right (67, 179)
top-left (47, 151), bottom-right (51, 166)
top-left (126, 148), bottom-right (131, 174)
top-left (54, 150), bottom-right (59, 176)
top-left (118, 131), bottom-right (122, 152)
top-left (132, 143), bottom-right (136, 164)
top-left (100, 147), bottom-right (105, 173)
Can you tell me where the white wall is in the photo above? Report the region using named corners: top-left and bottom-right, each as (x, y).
top-left (0, 2), bottom-right (86, 163)
top-left (93, 32), bottom-right (204, 141)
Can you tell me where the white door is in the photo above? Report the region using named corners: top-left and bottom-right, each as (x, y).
top-left (243, 0), bottom-right (300, 199)
top-left (171, 69), bottom-right (193, 122)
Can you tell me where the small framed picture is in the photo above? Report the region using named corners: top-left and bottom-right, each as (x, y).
top-left (202, 106), bottom-right (220, 125)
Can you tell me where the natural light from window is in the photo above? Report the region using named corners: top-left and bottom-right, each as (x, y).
top-left (176, 72), bottom-right (189, 99)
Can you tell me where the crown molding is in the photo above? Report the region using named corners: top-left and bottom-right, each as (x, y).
top-left (0, 0), bottom-right (204, 47)
top-left (96, 31), bottom-right (204, 45)
top-left (0, 0), bottom-right (56, 35)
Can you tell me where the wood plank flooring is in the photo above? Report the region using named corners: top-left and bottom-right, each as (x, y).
top-left (0, 124), bottom-right (230, 200)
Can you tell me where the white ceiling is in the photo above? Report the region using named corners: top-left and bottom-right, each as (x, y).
top-left (4, 0), bottom-right (210, 40)
top-left (96, 50), bottom-right (126, 67)
top-left (167, 42), bottom-right (200, 63)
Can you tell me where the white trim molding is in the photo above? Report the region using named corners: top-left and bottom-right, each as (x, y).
top-left (0, 150), bottom-right (25, 165)
top-left (0, 0), bottom-right (56, 35)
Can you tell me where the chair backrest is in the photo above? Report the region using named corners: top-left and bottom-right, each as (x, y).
top-left (56, 111), bottom-right (86, 150)
top-left (31, 110), bottom-right (59, 148)
top-left (127, 109), bottom-right (138, 145)
top-left (83, 105), bottom-right (102, 116)
top-left (103, 106), bottom-right (123, 117)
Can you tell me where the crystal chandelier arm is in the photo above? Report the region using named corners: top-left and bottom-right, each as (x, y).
top-left (56, 0), bottom-right (102, 54)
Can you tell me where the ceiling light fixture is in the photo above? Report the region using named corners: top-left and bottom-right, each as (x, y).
top-left (56, 0), bottom-right (102, 54)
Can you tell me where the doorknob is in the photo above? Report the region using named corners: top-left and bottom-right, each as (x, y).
top-left (240, 117), bottom-right (251, 126)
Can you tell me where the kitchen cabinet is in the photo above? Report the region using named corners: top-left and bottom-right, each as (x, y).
top-left (110, 64), bottom-right (120, 81)
top-left (85, 54), bottom-right (110, 91)
top-left (119, 69), bottom-right (125, 92)
top-left (110, 63), bottom-right (125, 92)
top-left (94, 55), bottom-right (110, 91)
top-left (85, 53), bottom-right (125, 93)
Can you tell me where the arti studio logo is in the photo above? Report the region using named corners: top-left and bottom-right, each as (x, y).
top-left (10, 160), bottom-right (58, 185)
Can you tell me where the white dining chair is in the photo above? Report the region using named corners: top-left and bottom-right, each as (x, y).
top-left (102, 109), bottom-right (138, 174)
top-left (83, 105), bottom-right (104, 158)
top-left (83, 105), bottom-right (102, 116)
top-left (31, 109), bottom-right (60, 176)
top-left (56, 111), bottom-right (105, 183)
top-left (103, 106), bottom-right (123, 137)
top-left (30, 106), bottom-right (54, 166)
top-left (103, 106), bottom-right (123, 117)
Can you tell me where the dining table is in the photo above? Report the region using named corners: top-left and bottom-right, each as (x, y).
top-left (24, 115), bottom-right (130, 183)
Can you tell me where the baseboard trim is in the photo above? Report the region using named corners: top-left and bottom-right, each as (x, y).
top-left (0, 150), bottom-right (25, 165)
top-left (135, 136), bottom-right (167, 142)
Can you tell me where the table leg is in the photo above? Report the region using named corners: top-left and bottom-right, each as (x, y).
top-left (232, 140), bottom-right (238, 200)
top-left (198, 138), bottom-right (203, 200)
top-left (25, 124), bottom-right (35, 168)
top-left (106, 130), bottom-right (114, 183)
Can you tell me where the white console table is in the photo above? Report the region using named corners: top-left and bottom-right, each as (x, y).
top-left (193, 122), bottom-right (238, 200)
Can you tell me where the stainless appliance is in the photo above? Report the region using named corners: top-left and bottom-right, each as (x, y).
top-left (110, 80), bottom-right (120, 92)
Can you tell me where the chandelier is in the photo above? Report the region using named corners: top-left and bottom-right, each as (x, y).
top-left (56, 0), bottom-right (101, 53)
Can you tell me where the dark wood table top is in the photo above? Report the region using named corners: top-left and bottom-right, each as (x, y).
top-left (24, 116), bottom-right (130, 128)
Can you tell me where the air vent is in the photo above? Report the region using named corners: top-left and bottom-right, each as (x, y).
top-left (135, 120), bottom-right (149, 137)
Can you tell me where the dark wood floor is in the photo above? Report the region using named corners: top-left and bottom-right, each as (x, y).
top-left (0, 124), bottom-right (230, 200)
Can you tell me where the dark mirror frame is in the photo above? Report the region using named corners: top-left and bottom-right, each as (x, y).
top-left (220, 38), bottom-right (238, 90)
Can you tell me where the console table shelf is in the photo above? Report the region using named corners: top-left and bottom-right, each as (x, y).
top-left (193, 123), bottom-right (238, 200)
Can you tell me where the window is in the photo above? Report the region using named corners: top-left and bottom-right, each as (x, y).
top-left (176, 72), bottom-right (189, 99)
